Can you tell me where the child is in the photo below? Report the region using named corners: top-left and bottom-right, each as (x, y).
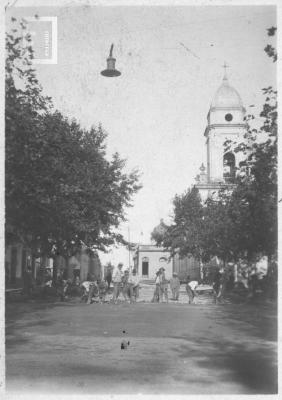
top-left (170, 272), bottom-right (180, 300)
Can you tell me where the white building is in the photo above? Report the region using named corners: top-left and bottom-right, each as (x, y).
top-left (195, 67), bottom-right (247, 200)
top-left (133, 244), bottom-right (173, 280)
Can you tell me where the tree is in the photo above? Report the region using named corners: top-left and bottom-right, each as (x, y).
top-left (152, 187), bottom-right (207, 261)
top-left (153, 27), bottom-right (277, 264)
top-left (5, 18), bottom-right (141, 261)
top-left (228, 26), bottom-right (277, 259)
top-left (152, 187), bottom-right (239, 265)
top-left (202, 193), bottom-right (236, 264)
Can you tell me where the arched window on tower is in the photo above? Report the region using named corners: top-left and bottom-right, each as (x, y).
top-left (223, 152), bottom-right (236, 183)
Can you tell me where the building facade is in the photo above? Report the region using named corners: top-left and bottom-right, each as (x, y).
top-left (133, 243), bottom-right (203, 282)
top-left (5, 240), bottom-right (101, 287)
top-left (133, 245), bottom-right (173, 280)
top-left (195, 68), bottom-right (247, 200)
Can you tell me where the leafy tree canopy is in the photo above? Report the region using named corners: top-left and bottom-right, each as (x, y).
top-left (6, 18), bottom-right (141, 259)
top-left (152, 26), bottom-right (277, 263)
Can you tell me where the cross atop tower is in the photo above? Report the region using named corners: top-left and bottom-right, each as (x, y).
top-left (222, 61), bottom-right (230, 80)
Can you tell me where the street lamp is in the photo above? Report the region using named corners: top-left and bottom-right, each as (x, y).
top-left (101, 44), bottom-right (121, 77)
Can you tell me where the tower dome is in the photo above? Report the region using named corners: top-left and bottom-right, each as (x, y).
top-left (211, 74), bottom-right (243, 109)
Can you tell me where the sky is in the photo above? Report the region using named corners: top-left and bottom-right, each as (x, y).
top-left (6, 2), bottom-right (277, 267)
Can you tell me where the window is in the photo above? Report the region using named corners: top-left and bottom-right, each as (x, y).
top-left (225, 113), bottom-right (233, 122)
top-left (159, 257), bottom-right (167, 262)
top-left (142, 257), bottom-right (149, 276)
top-left (223, 152), bottom-right (236, 183)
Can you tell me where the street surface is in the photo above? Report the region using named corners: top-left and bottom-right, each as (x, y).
top-left (6, 287), bottom-right (277, 395)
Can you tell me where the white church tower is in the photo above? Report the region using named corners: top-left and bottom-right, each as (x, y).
top-left (195, 65), bottom-right (247, 200)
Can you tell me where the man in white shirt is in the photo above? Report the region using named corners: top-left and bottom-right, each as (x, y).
top-left (186, 276), bottom-right (199, 304)
top-left (112, 263), bottom-right (123, 303)
top-left (128, 269), bottom-right (140, 302)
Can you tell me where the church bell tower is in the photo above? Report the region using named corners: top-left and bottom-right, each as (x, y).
top-left (195, 65), bottom-right (247, 200)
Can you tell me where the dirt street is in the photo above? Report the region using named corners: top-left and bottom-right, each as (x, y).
top-left (6, 298), bottom-right (277, 395)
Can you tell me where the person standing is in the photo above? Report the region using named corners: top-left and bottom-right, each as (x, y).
top-left (212, 267), bottom-right (225, 304)
top-left (186, 275), bottom-right (199, 304)
top-left (97, 278), bottom-right (108, 303)
top-left (170, 272), bottom-right (180, 300)
top-left (112, 263), bottom-right (123, 304)
top-left (105, 267), bottom-right (112, 292)
top-left (152, 271), bottom-right (161, 302)
top-left (121, 270), bottom-right (130, 302)
top-left (56, 271), bottom-right (66, 302)
top-left (159, 268), bottom-right (168, 303)
top-left (128, 269), bottom-right (140, 303)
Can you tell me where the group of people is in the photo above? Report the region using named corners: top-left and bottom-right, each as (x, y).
top-left (111, 263), bottom-right (140, 304)
top-left (152, 268), bottom-right (200, 304)
top-left (79, 263), bottom-right (140, 305)
top-left (81, 276), bottom-right (108, 304)
top-left (22, 259), bottom-right (271, 305)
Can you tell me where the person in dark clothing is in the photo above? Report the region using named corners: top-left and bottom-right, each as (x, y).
top-left (151, 271), bottom-right (161, 303)
top-left (56, 272), bottom-right (66, 301)
top-left (106, 269), bottom-right (112, 291)
top-left (213, 268), bottom-right (225, 304)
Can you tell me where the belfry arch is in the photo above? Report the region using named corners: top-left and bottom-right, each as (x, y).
top-left (223, 152), bottom-right (236, 183)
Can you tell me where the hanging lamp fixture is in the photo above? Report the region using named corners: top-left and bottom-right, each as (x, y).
top-left (101, 44), bottom-right (121, 77)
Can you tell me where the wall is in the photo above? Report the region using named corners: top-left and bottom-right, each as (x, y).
top-left (208, 127), bottom-right (246, 182)
top-left (137, 248), bottom-right (173, 280)
top-left (5, 244), bottom-right (51, 286)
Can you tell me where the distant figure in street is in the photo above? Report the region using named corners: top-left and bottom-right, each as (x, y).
top-left (213, 267), bottom-right (226, 304)
top-left (186, 276), bottom-right (199, 304)
top-left (112, 263), bottom-right (123, 303)
top-left (152, 271), bottom-right (161, 302)
top-left (121, 270), bottom-right (130, 301)
top-left (159, 268), bottom-right (169, 303)
top-left (128, 269), bottom-right (140, 303)
top-left (56, 271), bottom-right (66, 302)
top-left (72, 275), bottom-right (81, 296)
top-left (97, 278), bottom-right (108, 303)
top-left (170, 272), bottom-right (180, 300)
top-left (87, 280), bottom-right (99, 304)
top-left (81, 279), bottom-right (92, 302)
top-left (105, 268), bottom-right (112, 291)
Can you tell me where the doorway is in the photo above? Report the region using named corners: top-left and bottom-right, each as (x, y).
top-left (142, 258), bottom-right (149, 277)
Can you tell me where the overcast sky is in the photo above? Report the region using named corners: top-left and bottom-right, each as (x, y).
top-left (7, 3), bottom-right (276, 267)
